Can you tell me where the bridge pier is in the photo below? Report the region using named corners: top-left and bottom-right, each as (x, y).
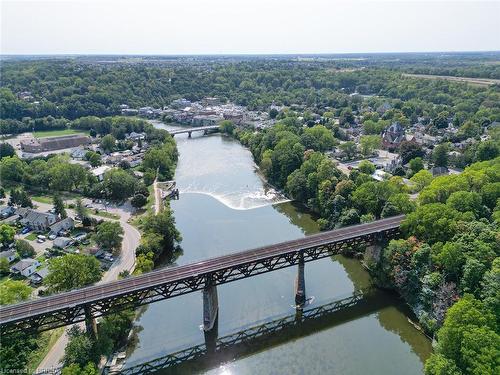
top-left (84, 306), bottom-right (98, 340)
top-left (295, 255), bottom-right (306, 307)
top-left (364, 234), bottom-right (386, 267)
top-left (203, 277), bottom-right (218, 333)
top-left (188, 131), bottom-right (192, 138)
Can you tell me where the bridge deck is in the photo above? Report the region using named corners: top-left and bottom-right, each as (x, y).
top-left (0, 215), bottom-right (404, 330)
top-left (168, 125), bottom-right (220, 135)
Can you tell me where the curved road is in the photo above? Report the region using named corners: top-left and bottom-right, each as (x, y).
top-left (35, 202), bottom-right (139, 372)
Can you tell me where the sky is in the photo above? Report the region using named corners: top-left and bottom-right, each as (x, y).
top-left (1, 0), bottom-right (499, 55)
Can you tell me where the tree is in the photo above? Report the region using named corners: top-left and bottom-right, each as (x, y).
top-left (100, 134), bottom-right (116, 153)
top-left (9, 188), bottom-right (33, 208)
top-left (359, 135), bottom-right (381, 157)
top-left (62, 363), bottom-right (99, 375)
top-left (53, 195), bottom-right (67, 219)
top-left (410, 169), bottom-right (433, 192)
top-left (402, 203), bottom-right (462, 244)
top-left (64, 327), bottom-right (99, 367)
top-left (0, 280), bottom-right (31, 305)
top-left (131, 194), bottom-right (147, 209)
top-left (446, 191), bottom-right (483, 218)
top-left (269, 108), bottom-right (278, 119)
top-left (75, 198), bottom-right (89, 222)
top-left (399, 141), bottom-right (425, 164)
top-left (0, 156), bottom-right (26, 183)
top-left (102, 169), bottom-right (137, 200)
top-left (0, 224), bottom-right (15, 246)
top-left (300, 125), bottom-right (336, 151)
top-left (141, 207), bottom-right (181, 258)
top-left (408, 157), bottom-right (424, 175)
top-left (93, 221), bottom-right (123, 254)
top-left (425, 354), bottom-right (461, 375)
top-left (44, 254), bottom-right (101, 293)
top-left (433, 143), bottom-right (450, 168)
top-left (15, 239), bottom-right (35, 258)
top-left (358, 160), bottom-right (376, 175)
top-left (0, 258), bottom-right (10, 274)
top-left (141, 141), bottom-right (178, 180)
top-left (339, 141), bottom-right (357, 159)
top-left (475, 140), bottom-right (499, 162)
top-left (433, 295), bottom-right (497, 373)
top-left (219, 120), bottom-right (234, 135)
top-left (85, 151), bottom-right (101, 168)
top-left (0, 143), bottom-right (15, 159)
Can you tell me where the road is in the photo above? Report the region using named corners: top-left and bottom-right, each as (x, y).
top-left (35, 200), bottom-right (140, 372)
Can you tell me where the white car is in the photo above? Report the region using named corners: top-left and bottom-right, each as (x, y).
top-left (37, 238), bottom-right (46, 243)
top-left (48, 234), bottom-right (57, 240)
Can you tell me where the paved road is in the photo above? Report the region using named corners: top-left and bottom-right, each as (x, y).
top-left (35, 200), bottom-right (139, 372)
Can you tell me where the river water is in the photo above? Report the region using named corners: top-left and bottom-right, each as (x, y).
top-left (124, 124), bottom-right (432, 374)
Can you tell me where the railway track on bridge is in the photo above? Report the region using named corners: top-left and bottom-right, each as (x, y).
top-left (0, 215), bottom-right (404, 335)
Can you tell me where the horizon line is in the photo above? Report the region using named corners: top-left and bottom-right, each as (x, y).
top-left (1, 50), bottom-right (500, 57)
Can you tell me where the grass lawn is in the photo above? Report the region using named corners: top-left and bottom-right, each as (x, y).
top-left (93, 210), bottom-right (120, 220)
top-left (32, 195), bottom-right (53, 204)
top-left (25, 233), bottom-right (38, 241)
top-left (33, 128), bottom-right (89, 138)
top-left (27, 327), bottom-right (65, 372)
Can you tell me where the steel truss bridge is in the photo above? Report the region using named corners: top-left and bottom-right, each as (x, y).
top-left (0, 216), bottom-right (403, 336)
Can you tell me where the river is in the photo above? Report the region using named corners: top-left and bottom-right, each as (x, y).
top-left (123, 123), bottom-right (432, 374)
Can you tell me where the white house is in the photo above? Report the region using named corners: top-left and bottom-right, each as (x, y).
top-left (10, 258), bottom-right (40, 277)
top-left (91, 165), bottom-right (112, 182)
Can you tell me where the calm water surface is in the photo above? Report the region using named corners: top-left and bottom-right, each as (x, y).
top-left (124, 124), bottom-right (432, 374)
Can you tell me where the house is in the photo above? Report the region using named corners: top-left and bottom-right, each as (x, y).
top-left (126, 132), bottom-right (146, 141)
top-left (91, 165), bottom-right (112, 181)
top-left (49, 217), bottom-right (75, 236)
top-left (0, 250), bottom-right (17, 263)
top-left (17, 208), bottom-right (58, 231)
top-left (10, 258), bottom-right (40, 277)
top-left (0, 205), bottom-right (15, 219)
top-left (53, 237), bottom-right (73, 249)
top-left (382, 122), bottom-right (405, 150)
top-left (29, 267), bottom-right (49, 285)
top-left (70, 147), bottom-right (88, 160)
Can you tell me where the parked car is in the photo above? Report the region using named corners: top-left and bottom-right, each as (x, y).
top-left (48, 234), bottom-right (57, 240)
top-left (21, 227), bottom-right (31, 235)
top-left (37, 238), bottom-right (46, 243)
top-left (37, 235), bottom-right (47, 240)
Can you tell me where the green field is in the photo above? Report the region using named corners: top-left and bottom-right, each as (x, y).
top-left (32, 195), bottom-right (53, 204)
top-left (33, 128), bottom-right (89, 138)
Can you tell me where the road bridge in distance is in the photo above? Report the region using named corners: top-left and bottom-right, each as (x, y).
top-left (168, 125), bottom-right (220, 137)
top-left (0, 215), bottom-right (404, 336)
